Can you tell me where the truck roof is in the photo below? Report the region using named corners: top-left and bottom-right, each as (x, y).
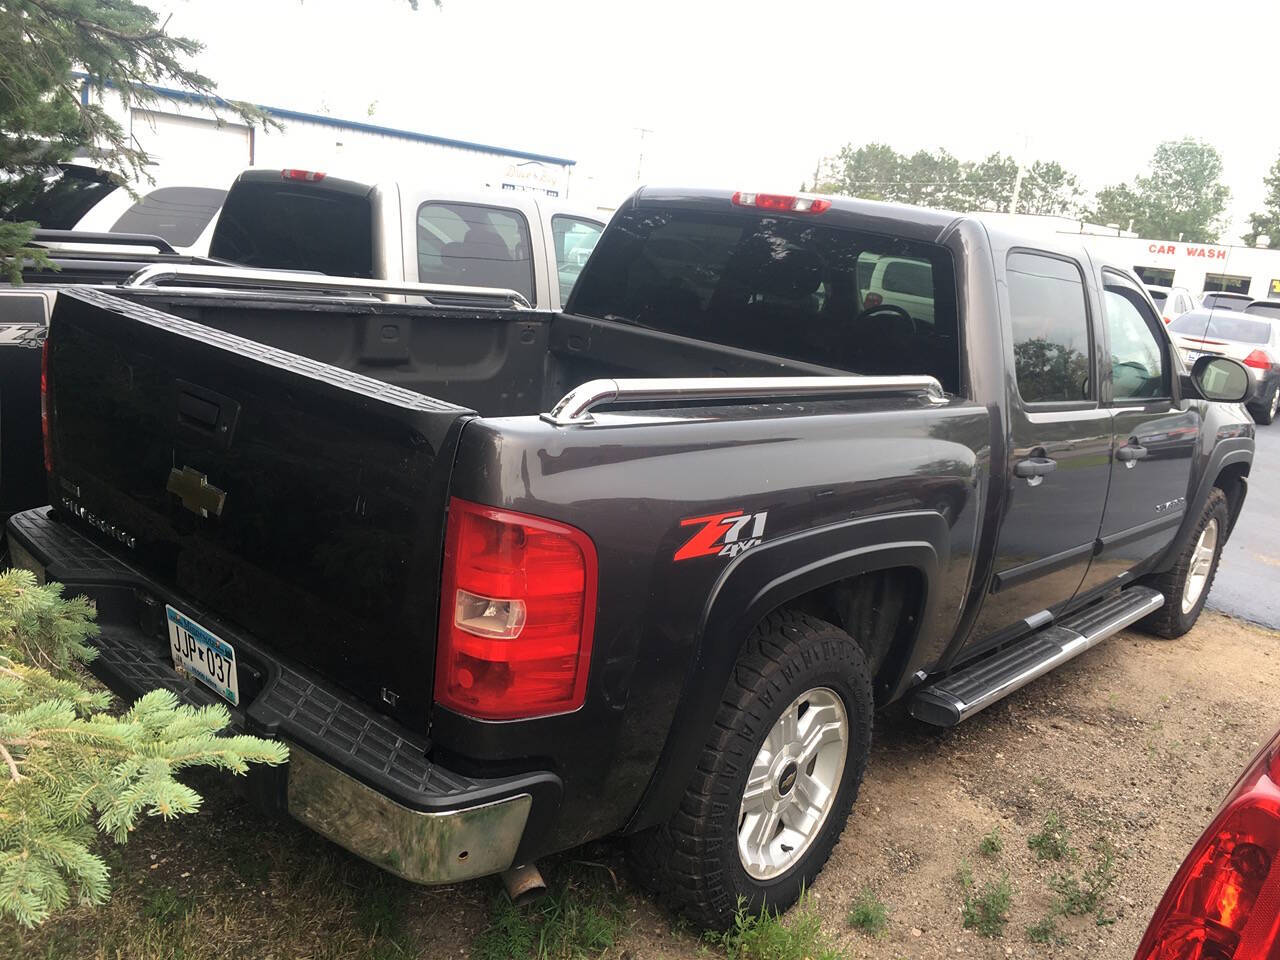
top-left (629, 186), bottom-right (1132, 279)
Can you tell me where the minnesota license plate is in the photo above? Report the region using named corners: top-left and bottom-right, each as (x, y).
top-left (167, 605), bottom-right (239, 706)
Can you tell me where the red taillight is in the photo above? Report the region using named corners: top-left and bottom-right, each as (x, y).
top-left (434, 498), bottom-right (597, 720)
top-left (40, 336), bottom-right (51, 472)
top-left (1244, 350), bottom-right (1272, 370)
top-left (281, 169), bottom-right (326, 182)
top-left (731, 191), bottom-right (831, 214)
top-left (1164, 316), bottom-right (1173, 324)
top-left (1136, 728), bottom-right (1280, 960)
top-left (864, 292), bottom-right (884, 309)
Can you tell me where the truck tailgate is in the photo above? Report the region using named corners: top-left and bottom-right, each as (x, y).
top-left (44, 288), bottom-right (474, 728)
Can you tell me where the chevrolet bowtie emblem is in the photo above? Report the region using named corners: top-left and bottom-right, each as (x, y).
top-left (166, 466), bottom-right (226, 518)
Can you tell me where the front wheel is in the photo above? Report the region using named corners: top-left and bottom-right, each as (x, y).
top-left (628, 610), bottom-right (874, 928)
top-left (1138, 487), bottom-right (1230, 638)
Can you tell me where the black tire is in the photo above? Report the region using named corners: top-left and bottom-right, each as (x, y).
top-left (1250, 382), bottom-right (1278, 426)
top-left (1138, 487), bottom-right (1230, 638)
top-left (628, 610), bottom-right (874, 929)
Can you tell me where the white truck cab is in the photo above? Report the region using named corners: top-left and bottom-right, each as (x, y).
top-left (209, 169), bottom-right (606, 310)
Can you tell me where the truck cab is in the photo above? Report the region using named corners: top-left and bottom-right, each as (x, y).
top-left (207, 169), bottom-right (606, 310)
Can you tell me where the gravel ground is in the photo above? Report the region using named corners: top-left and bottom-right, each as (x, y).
top-left (6, 611), bottom-right (1277, 960)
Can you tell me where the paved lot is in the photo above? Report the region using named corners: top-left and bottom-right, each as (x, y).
top-left (1208, 420), bottom-right (1280, 628)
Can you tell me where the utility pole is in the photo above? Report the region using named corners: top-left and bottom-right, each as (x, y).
top-left (635, 127), bottom-right (653, 183)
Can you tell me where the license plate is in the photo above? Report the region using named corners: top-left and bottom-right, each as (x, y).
top-left (167, 605), bottom-right (239, 706)
top-left (1184, 350), bottom-right (1206, 364)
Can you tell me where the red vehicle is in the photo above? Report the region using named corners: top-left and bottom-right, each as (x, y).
top-left (1135, 725), bottom-right (1280, 958)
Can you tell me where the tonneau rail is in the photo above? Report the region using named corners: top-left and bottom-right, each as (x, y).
top-left (541, 375), bottom-right (948, 425)
top-left (31, 228), bottom-right (177, 254)
top-left (122, 264), bottom-right (532, 309)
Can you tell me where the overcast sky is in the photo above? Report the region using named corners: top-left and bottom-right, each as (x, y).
top-left (155, 0), bottom-right (1280, 239)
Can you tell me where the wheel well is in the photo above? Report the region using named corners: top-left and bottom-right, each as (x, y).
top-left (1214, 462), bottom-right (1250, 537)
top-left (779, 566), bottom-right (925, 703)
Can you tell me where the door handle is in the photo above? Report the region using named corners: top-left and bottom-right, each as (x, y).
top-left (1115, 444), bottom-right (1148, 463)
top-left (1014, 456), bottom-right (1058, 479)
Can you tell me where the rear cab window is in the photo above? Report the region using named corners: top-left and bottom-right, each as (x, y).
top-left (569, 205), bottom-right (961, 393)
top-left (416, 202), bottom-right (534, 304)
top-left (112, 187), bottom-right (225, 247)
top-left (1005, 252), bottom-right (1093, 404)
top-left (208, 176), bottom-right (375, 277)
top-left (2, 164), bottom-right (119, 228)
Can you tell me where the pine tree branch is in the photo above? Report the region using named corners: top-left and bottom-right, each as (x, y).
top-left (0, 743), bottom-right (22, 783)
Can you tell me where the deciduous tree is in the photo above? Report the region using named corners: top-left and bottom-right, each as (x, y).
top-left (1245, 153), bottom-right (1280, 248)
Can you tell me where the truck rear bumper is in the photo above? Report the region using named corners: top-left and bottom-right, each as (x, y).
top-left (5, 506), bottom-right (559, 885)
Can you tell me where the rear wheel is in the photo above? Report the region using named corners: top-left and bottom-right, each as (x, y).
top-left (628, 610), bottom-right (874, 929)
top-left (1138, 487), bottom-right (1230, 638)
top-left (1250, 383), bottom-right (1279, 426)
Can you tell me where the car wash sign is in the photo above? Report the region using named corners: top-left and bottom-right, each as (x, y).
top-left (1147, 242), bottom-right (1229, 260)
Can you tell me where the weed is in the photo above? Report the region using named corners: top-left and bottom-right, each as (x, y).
top-left (1050, 842), bottom-right (1117, 922)
top-left (847, 887), bottom-right (889, 936)
top-left (978, 827), bottom-right (1003, 859)
top-left (1027, 812), bottom-right (1073, 862)
top-left (954, 859), bottom-right (974, 891)
top-left (710, 895), bottom-right (844, 960)
top-left (141, 888), bottom-right (197, 927)
top-left (473, 876), bottom-right (625, 960)
top-left (355, 878), bottom-right (412, 959)
top-left (1026, 916), bottom-right (1065, 945)
top-left (961, 873), bottom-right (1013, 938)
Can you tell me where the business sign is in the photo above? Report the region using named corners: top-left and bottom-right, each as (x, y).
top-left (500, 160), bottom-right (563, 198)
top-left (1146, 243), bottom-right (1229, 260)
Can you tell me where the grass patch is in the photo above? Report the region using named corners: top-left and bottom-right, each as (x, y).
top-left (960, 873), bottom-right (1013, 938)
top-left (710, 894), bottom-right (843, 960)
top-left (141, 888), bottom-right (197, 927)
top-left (1026, 916), bottom-right (1065, 945)
top-left (472, 875), bottom-right (626, 960)
top-left (847, 887), bottom-right (889, 936)
top-left (1027, 812), bottom-right (1073, 862)
top-left (1050, 842), bottom-right (1117, 923)
top-left (978, 827), bottom-right (1003, 859)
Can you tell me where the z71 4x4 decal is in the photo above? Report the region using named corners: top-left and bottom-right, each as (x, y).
top-left (674, 509), bottom-right (768, 562)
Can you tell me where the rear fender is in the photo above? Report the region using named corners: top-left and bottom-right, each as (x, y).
top-left (623, 509), bottom-right (947, 833)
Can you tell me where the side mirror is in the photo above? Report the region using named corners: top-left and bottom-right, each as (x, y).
top-left (1189, 355), bottom-right (1251, 403)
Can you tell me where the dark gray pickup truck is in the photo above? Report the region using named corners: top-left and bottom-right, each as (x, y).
top-left (6, 188), bottom-right (1255, 927)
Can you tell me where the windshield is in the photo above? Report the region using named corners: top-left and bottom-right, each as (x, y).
top-left (1148, 291), bottom-right (1168, 308)
top-left (570, 204), bottom-right (961, 392)
top-left (1169, 312), bottom-right (1271, 343)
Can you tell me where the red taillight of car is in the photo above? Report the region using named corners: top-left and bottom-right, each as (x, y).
top-left (1135, 728), bottom-right (1280, 960)
top-left (434, 498), bottom-right (597, 720)
top-left (864, 292), bottom-right (884, 309)
top-left (731, 191), bottom-right (831, 214)
top-left (1164, 316), bottom-right (1173, 324)
top-left (281, 169), bottom-right (326, 182)
top-left (1243, 350), bottom-right (1272, 370)
top-left (40, 336), bottom-right (51, 472)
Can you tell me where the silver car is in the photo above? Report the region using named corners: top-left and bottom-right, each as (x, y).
top-left (1168, 308), bottom-right (1280, 424)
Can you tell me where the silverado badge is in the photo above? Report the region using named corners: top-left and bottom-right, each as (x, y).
top-left (167, 466), bottom-right (226, 518)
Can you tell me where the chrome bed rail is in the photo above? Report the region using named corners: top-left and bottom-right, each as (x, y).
top-left (122, 264), bottom-right (531, 309)
top-left (541, 375), bottom-right (947, 425)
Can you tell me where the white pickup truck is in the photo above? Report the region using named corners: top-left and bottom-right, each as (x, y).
top-left (205, 168), bottom-right (607, 310)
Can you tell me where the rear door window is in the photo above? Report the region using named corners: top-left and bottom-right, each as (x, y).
top-left (551, 216), bottom-right (603, 304)
top-left (112, 187), bottom-right (225, 247)
top-left (417, 202), bottom-right (534, 303)
top-left (1006, 252), bottom-right (1093, 404)
top-left (569, 206), bottom-right (961, 392)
